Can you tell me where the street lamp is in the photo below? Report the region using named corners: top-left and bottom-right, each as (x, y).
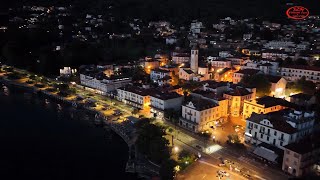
top-left (174, 146), bottom-right (179, 153)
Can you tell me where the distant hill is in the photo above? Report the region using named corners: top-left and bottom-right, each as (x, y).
top-left (4, 0), bottom-right (320, 25)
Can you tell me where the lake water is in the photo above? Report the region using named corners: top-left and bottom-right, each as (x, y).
top-left (0, 85), bottom-right (138, 180)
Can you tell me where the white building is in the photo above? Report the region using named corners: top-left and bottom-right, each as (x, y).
top-left (263, 41), bottom-right (295, 51)
top-left (243, 33), bottom-right (253, 40)
top-left (209, 59), bottom-right (231, 69)
top-left (241, 60), bottom-right (279, 76)
top-left (245, 110), bottom-right (315, 149)
top-left (116, 86), bottom-right (151, 109)
top-left (172, 54), bottom-right (190, 65)
top-left (166, 36), bottom-right (177, 45)
top-left (190, 21), bottom-right (203, 34)
top-left (179, 97), bottom-right (221, 132)
top-left (150, 91), bottom-right (183, 119)
top-left (60, 67), bottom-right (77, 76)
top-left (262, 50), bottom-right (289, 60)
top-left (80, 74), bottom-right (131, 95)
top-left (281, 65), bottom-right (320, 83)
top-left (179, 68), bottom-right (195, 81)
top-left (219, 51), bottom-right (233, 58)
top-left (150, 69), bottom-right (172, 81)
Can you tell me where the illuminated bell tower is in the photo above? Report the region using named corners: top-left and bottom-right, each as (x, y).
top-left (190, 46), bottom-right (198, 74)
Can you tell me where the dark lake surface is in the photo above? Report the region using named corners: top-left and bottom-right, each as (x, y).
top-left (0, 85), bottom-right (138, 180)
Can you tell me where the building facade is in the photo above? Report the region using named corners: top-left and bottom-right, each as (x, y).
top-left (245, 110), bottom-right (315, 149)
top-left (243, 96), bottom-right (292, 119)
top-left (179, 98), bottom-right (222, 132)
top-left (281, 65), bottom-right (320, 83)
top-left (80, 74), bottom-right (131, 95)
top-left (117, 86), bottom-right (151, 109)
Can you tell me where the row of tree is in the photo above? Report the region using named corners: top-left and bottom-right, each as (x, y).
top-left (135, 119), bottom-right (177, 180)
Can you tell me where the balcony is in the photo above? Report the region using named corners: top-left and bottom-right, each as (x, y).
top-left (248, 126), bottom-right (253, 129)
top-left (279, 137), bottom-right (285, 141)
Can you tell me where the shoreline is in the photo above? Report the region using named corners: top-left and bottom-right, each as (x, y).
top-left (0, 77), bottom-right (159, 178)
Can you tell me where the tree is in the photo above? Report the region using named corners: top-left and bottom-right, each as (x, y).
top-left (131, 108), bottom-right (140, 116)
top-left (283, 57), bottom-right (293, 66)
top-left (135, 120), bottom-right (170, 164)
top-left (275, 58), bottom-right (283, 67)
top-left (286, 77), bottom-right (316, 95)
top-left (295, 77), bottom-right (316, 95)
top-left (295, 58), bottom-right (308, 66)
top-left (313, 60), bottom-right (320, 67)
top-left (240, 74), bottom-right (271, 96)
top-left (159, 159), bottom-right (177, 180)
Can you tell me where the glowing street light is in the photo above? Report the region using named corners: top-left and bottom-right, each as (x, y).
top-left (174, 146), bottom-right (179, 153)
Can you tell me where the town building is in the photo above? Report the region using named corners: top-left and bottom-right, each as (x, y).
top-left (179, 97), bottom-right (222, 132)
top-left (223, 86), bottom-right (256, 117)
top-left (289, 93), bottom-right (317, 107)
top-left (79, 65), bottom-right (131, 95)
top-left (281, 65), bottom-right (320, 83)
top-left (243, 96), bottom-right (294, 119)
top-left (201, 81), bottom-right (229, 96)
top-left (150, 68), bottom-right (173, 86)
top-left (179, 68), bottom-right (195, 81)
top-left (59, 67), bottom-right (77, 76)
top-left (265, 75), bottom-right (287, 97)
top-left (190, 20), bottom-right (203, 34)
top-left (282, 139), bottom-right (320, 177)
top-left (245, 110), bottom-right (315, 149)
top-left (172, 54), bottom-right (190, 65)
top-left (262, 50), bottom-right (289, 60)
top-left (116, 86), bottom-right (151, 109)
top-left (211, 60), bottom-right (232, 69)
top-left (214, 68), bottom-right (235, 82)
top-left (263, 41), bottom-right (295, 51)
top-left (150, 91), bottom-right (183, 119)
top-left (241, 60), bottom-right (279, 76)
top-left (142, 59), bottom-right (160, 74)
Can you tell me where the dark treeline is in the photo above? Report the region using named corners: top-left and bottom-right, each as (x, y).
top-left (5, 0), bottom-right (320, 25)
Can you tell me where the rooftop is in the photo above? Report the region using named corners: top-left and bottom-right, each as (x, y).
top-left (282, 65), bottom-right (320, 72)
top-left (183, 97), bottom-right (218, 111)
top-left (265, 75), bottom-right (282, 83)
top-left (235, 69), bottom-right (260, 75)
top-left (255, 96), bottom-right (294, 108)
top-left (118, 85), bottom-right (152, 96)
top-left (247, 111), bottom-right (297, 134)
top-left (224, 86), bottom-right (252, 96)
top-left (150, 91), bottom-right (182, 100)
top-left (182, 68), bottom-right (194, 74)
top-left (202, 80), bottom-right (229, 89)
top-left (284, 139), bottom-right (320, 154)
top-left (151, 68), bottom-right (171, 73)
top-left (289, 93), bottom-right (313, 101)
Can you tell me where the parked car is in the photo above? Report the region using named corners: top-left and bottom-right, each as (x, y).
top-left (218, 170), bottom-right (230, 177)
top-left (218, 163), bottom-right (226, 167)
top-left (195, 145), bottom-right (202, 150)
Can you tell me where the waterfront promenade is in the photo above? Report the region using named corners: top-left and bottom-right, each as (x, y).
top-left (0, 66), bottom-right (160, 178)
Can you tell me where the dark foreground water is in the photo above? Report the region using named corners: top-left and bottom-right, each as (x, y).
top-left (0, 85), bottom-right (138, 180)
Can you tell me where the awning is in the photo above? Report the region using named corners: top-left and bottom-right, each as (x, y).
top-left (253, 146), bottom-right (278, 162)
